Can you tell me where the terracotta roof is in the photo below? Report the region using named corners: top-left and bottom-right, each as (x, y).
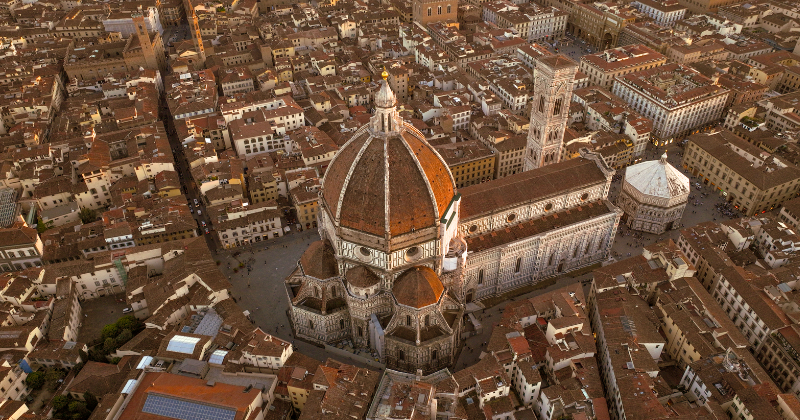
top-left (300, 239), bottom-right (338, 279)
top-left (459, 157), bottom-right (607, 220)
top-left (322, 127), bottom-right (455, 237)
top-left (344, 265), bottom-right (380, 288)
top-left (392, 266), bottom-right (444, 308)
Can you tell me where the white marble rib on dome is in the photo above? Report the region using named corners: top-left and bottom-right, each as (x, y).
top-left (624, 153), bottom-right (690, 199)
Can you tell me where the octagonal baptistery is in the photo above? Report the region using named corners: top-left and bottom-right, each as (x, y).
top-left (616, 152), bottom-right (690, 234)
top-left (285, 73), bottom-right (467, 374)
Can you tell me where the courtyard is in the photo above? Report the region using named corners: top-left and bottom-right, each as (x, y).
top-left (78, 294), bottom-right (131, 343)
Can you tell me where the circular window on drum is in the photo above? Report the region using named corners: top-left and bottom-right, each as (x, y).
top-left (581, 193), bottom-right (589, 201)
top-left (404, 246), bottom-right (421, 262)
top-left (468, 224), bottom-right (478, 233)
top-left (506, 213), bottom-right (516, 223)
top-left (545, 203), bottom-right (553, 211)
top-left (358, 247), bottom-right (372, 262)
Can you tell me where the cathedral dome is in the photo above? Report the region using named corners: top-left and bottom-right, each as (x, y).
top-left (299, 239), bottom-right (339, 279)
top-left (345, 265), bottom-right (381, 288)
top-left (392, 266), bottom-right (444, 308)
top-left (624, 153), bottom-right (689, 200)
top-left (321, 84), bottom-right (455, 239)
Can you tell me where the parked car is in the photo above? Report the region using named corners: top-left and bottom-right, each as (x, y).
top-left (201, 221), bottom-right (206, 227)
top-left (122, 308), bottom-right (133, 314)
top-left (204, 227), bottom-right (210, 235)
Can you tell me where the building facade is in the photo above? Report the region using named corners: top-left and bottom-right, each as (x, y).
top-left (612, 64), bottom-right (729, 145)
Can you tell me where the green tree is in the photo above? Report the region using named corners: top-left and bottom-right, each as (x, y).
top-left (25, 371), bottom-right (45, 390)
top-left (84, 392), bottom-right (98, 411)
top-left (100, 324), bottom-right (120, 341)
top-left (45, 368), bottom-right (64, 388)
top-left (103, 337), bottom-right (117, 353)
top-left (68, 400), bottom-right (91, 420)
top-left (115, 329), bottom-right (133, 346)
top-left (78, 207), bottom-right (96, 224)
top-left (36, 217), bottom-right (53, 234)
top-left (45, 368), bottom-right (64, 382)
top-left (87, 347), bottom-right (107, 363)
top-left (51, 395), bottom-right (70, 412)
top-left (115, 315), bottom-right (141, 333)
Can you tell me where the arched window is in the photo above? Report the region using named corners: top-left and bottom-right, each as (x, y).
top-left (358, 326), bottom-right (363, 337)
top-left (437, 5), bottom-right (441, 14)
top-left (407, 315), bottom-right (412, 326)
top-left (553, 97), bottom-right (563, 116)
top-left (478, 269), bottom-right (484, 284)
top-left (424, 315), bottom-right (430, 327)
top-left (330, 287), bottom-right (337, 297)
top-left (309, 320), bottom-right (314, 329)
top-left (340, 319), bottom-right (345, 329)
top-left (427, 7), bottom-right (431, 16)
top-left (538, 96), bottom-right (545, 113)
top-left (399, 350), bottom-right (405, 361)
top-left (432, 350), bottom-right (438, 360)
top-left (315, 287), bottom-right (320, 298)
top-left (447, 5), bottom-right (451, 13)
top-left (515, 258), bottom-right (522, 273)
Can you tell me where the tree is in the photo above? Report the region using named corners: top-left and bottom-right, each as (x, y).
top-left (25, 371), bottom-right (45, 390)
top-left (78, 207), bottom-right (96, 224)
top-left (115, 329), bottom-right (132, 346)
top-left (44, 368), bottom-right (64, 390)
top-left (45, 368), bottom-right (64, 385)
top-left (103, 337), bottom-right (117, 354)
top-left (68, 401), bottom-right (90, 418)
top-left (51, 395), bottom-right (70, 412)
top-left (100, 324), bottom-right (120, 341)
top-left (115, 316), bottom-right (141, 333)
top-left (36, 217), bottom-right (53, 234)
top-left (84, 392), bottom-right (98, 411)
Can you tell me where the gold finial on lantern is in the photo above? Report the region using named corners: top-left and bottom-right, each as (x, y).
top-left (381, 66), bottom-right (388, 80)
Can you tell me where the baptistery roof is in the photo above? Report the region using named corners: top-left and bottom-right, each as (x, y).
top-left (321, 84), bottom-right (455, 238)
top-left (624, 153), bottom-right (689, 199)
top-left (392, 266), bottom-right (444, 308)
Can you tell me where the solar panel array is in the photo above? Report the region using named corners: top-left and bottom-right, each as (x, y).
top-left (142, 394), bottom-right (236, 420)
top-left (166, 335), bottom-right (201, 354)
top-left (208, 350), bottom-right (228, 365)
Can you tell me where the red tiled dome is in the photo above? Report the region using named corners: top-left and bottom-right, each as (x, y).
top-left (392, 266), bottom-right (444, 308)
top-left (322, 128), bottom-right (455, 238)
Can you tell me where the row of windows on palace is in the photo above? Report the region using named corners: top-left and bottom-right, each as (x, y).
top-left (426, 5), bottom-right (451, 16)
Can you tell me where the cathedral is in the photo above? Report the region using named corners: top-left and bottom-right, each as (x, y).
top-left (285, 54), bottom-right (623, 374)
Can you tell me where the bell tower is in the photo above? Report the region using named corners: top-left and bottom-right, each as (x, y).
top-left (524, 54), bottom-right (578, 171)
